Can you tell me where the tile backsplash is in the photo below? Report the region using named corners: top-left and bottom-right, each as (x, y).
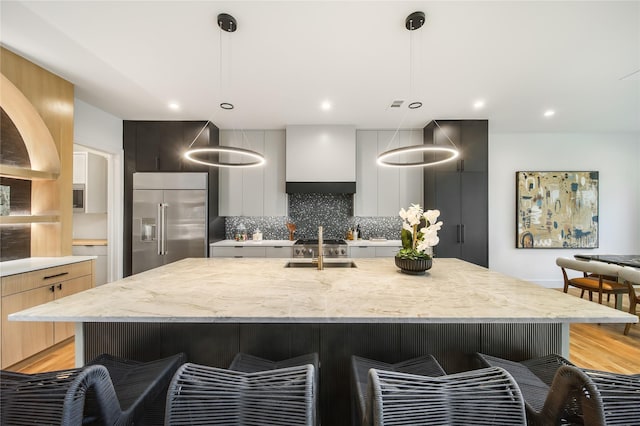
top-left (224, 193), bottom-right (402, 241)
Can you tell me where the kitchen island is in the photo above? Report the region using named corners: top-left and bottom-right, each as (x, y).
top-left (11, 257), bottom-right (636, 425)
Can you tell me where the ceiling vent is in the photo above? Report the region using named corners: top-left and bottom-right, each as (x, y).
top-left (390, 100), bottom-right (404, 108)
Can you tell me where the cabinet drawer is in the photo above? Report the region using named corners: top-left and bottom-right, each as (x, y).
top-left (210, 247), bottom-right (267, 258)
top-left (1, 261), bottom-right (93, 297)
top-left (375, 246), bottom-right (402, 257)
top-left (265, 247), bottom-right (293, 258)
top-left (349, 246), bottom-right (376, 258)
top-left (1, 285), bottom-right (55, 367)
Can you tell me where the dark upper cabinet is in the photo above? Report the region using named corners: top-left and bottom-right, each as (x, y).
top-left (122, 120), bottom-right (222, 277)
top-left (424, 120), bottom-right (488, 267)
top-left (129, 121), bottom-right (210, 172)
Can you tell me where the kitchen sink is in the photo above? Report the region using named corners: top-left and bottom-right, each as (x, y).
top-left (284, 260), bottom-right (357, 268)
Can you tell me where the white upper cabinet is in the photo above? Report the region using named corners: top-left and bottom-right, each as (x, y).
top-left (219, 130), bottom-right (286, 216)
top-left (355, 130), bottom-right (378, 216)
top-left (73, 152), bottom-right (87, 184)
top-left (355, 129), bottom-right (423, 217)
top-left (73, 151), bottom-right (107, 213)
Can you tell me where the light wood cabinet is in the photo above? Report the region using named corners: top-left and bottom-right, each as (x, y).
top-left (0, 260), bottom-right (94, 368)
top-left (1, 285), bottom-right (55, 367)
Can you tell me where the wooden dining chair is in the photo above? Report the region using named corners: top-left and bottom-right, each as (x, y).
top-left (619, 267), bottom-right (640, 335)
top-left (556, 257), bottom-right (626, 307)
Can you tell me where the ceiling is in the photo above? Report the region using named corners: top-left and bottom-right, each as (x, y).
top-left (1, 1), bottom-right (639, 133)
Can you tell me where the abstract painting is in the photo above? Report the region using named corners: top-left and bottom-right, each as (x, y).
top-left (516, 171), bottom-right (599, 249)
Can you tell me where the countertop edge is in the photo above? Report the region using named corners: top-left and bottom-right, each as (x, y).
top-left (1, 256), bottom-right (98, 277)
top-left (9, 314), bottom-right (637, 324)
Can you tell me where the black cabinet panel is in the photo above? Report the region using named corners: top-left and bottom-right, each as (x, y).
top-left (424, 120), bottom-right (488, 267)
top-left (460, 172), bottom-right (488, 266)
top-left (433, 172), bottom-right (461, 259)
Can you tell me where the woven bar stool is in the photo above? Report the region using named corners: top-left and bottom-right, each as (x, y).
top-left (229, 352), bottom-right (319, 425)
top-left (365, 366), bottom-right (526, 425)
top-left (477, 353), bottom-right (608, 425)
top-left (0, 352), bottom-right (185, 426)
top-left (351, 355), bottom-right (446, 426)
top-left (165, 362), bottom-right (316, 425)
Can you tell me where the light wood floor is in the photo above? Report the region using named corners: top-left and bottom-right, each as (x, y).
top-left (11, 289), bottom-right (640, 375)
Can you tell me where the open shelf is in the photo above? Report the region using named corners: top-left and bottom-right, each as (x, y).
top-left (0, 164), bottom-right (59, 181)
top-left (0, 215), bottom-right (60, 225)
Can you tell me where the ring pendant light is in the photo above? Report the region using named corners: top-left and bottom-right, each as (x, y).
top-left (183, 13), bottom-right (266, 168)
top-left (376, 11), bottom-right (460, 168)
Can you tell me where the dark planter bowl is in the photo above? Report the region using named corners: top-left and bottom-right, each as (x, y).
top-left (394, 256), bottom-right (432, 275)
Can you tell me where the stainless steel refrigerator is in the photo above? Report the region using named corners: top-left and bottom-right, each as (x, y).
top-left (132, 172), bottom-right (207, 274)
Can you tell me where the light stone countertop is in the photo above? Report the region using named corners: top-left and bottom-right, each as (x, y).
top-left (10, 257), bottom-right (637, 324)
top-left (0, 256), bottom-right (97, 277)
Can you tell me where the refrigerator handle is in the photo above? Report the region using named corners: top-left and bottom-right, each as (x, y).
top-left (161, 203), bottom-right (168, 255)
top-left (157, 203), bottom-right (163, 255)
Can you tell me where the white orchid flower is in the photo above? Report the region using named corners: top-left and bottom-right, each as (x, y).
top-left (423, 209), bottom-right (440, 226)
top-left (399, 204), bottom-right (443, 254)
top-left (405, 204), bottom-right (423, 226)
top-left (429, 221), bottom-right (443, 231)
top-left (421, 228), bottom-right (440, 247)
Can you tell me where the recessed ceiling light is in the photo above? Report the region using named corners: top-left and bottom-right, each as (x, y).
top-left (543, 109), bottom-right (555, 117)
top-left (168, 102), bottom-right (180, 111)
top-left (321, 100), bottom-right (332, 111)
top-left (473, 100), bottom-right (485, 109)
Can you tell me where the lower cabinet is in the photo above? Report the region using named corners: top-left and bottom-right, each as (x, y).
top-left (72, 245), bottom-right (109, 285)
top-left (210, 246), bottom-right (293, 258)
top-left (0, 260), bottom-right (94, 368)
top-left (348, 245), bottom-right (402, 258)
top-left (1, 286), bottom-right (54, 367)
top-left (349, 246), bottom-right (375, 258)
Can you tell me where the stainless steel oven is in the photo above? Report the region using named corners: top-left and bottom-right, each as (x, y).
top-left (293, 239), bottom-right (348, 258)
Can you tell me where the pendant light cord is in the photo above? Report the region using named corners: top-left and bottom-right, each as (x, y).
top-left (187, 120), bottom-right (211, 149)
top-left (432, 120), bottom-right (459, 150)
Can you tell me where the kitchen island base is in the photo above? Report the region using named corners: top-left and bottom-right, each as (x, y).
top-left (81, 321), bottom-right (564, 426)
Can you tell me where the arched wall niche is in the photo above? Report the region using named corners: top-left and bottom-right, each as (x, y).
top-left (0, 74), bottom-right (60, 175)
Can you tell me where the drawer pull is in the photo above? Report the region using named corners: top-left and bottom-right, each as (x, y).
top-left (43, 272), bottom-right (69, 280)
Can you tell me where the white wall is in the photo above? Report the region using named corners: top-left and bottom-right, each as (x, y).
top-left (74, 99), bottom-right (124, 281)
top-left (489, 132), bottom-right (640, 287)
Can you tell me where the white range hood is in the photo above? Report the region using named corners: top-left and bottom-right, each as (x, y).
top-left (285, 125), bottom-right (356, 193)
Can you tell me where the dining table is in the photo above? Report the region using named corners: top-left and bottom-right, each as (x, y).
top-left (574, 254), bottom-right (640, 269)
